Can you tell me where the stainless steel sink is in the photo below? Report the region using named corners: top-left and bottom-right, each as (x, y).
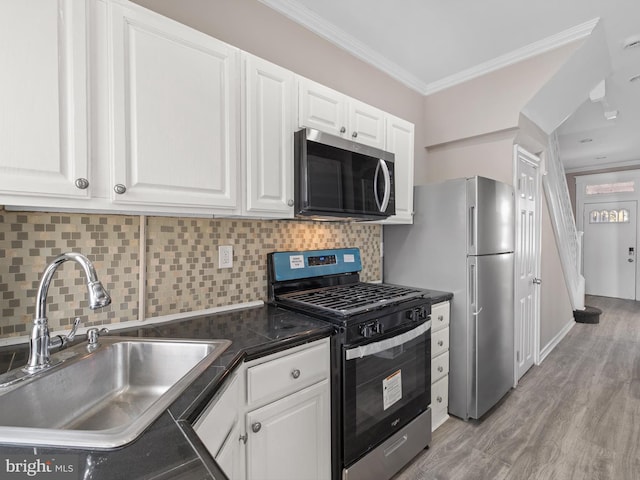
top-left (0, 337), bottom-right (231, 448)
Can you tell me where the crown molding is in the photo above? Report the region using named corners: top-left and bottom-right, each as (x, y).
top-left (259, 0), bottom-right (599, 96)
top-left (258, 0), bottom-right (430, 92)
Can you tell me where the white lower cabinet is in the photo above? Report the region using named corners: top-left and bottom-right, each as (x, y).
top-left (194, 338), bottom-right (331, 480)
top-left (246, 380), bottom-right (330, 480)
top-left (431, 301), bottom-right (450, 431)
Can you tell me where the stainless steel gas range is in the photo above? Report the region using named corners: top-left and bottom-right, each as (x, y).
top-left (268, 248), bottom-right (432, 480)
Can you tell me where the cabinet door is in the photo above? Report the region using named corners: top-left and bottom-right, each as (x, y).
top-left (347, 99), bottom-right (385, 149)
top-left (107, 2), bottom-right (239, 212)
top-left (246, 380), bottom-right (330, 480)
top-left (243, 54), bottom-right (294, 217)
top-left (298, 77), bottom-right (347, 137)
top-left (382, 114), bottom-right (415, 224)
top-left (216, 421), bottom-right (244, 480)
top-left (0, 0), bottom-right (89, 199)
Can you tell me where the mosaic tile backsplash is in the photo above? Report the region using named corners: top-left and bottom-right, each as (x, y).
top-left (0, 210), bottom-right (381, 339)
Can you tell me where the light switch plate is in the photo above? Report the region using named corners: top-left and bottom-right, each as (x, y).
top-left (219, 245), bottom-right (233, 269)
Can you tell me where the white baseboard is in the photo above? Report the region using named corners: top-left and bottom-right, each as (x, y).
top-left (538, 317), bottom-right (575, 363)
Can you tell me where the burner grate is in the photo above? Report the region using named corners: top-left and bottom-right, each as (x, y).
top-left (277, 283), bottom-right (425, 317)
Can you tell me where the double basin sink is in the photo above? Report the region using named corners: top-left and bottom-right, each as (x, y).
top-left (0, 337), bottom-right (231, 449)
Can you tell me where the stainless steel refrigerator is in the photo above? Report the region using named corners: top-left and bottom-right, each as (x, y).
top-left (383, 176), bottom-right (514, 420)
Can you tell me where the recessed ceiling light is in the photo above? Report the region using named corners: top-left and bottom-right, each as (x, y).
top-left (623, 35), bottom-right (640, 49)
top-left (579, 138), bottom-right (593, 143)
top-left (630, 74), bottom-right (640, 83)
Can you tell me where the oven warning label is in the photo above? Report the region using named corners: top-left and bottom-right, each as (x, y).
top-left (289, 255), bottom-right (305, 269)
top-left (383, 369), bottom-right (402, 410)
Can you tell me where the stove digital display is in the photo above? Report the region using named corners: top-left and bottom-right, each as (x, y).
top-left (308, 254), bottom-right (337, 266)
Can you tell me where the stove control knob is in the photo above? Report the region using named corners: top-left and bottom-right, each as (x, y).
top-left (419, 307), bottom-right (429, 319)
top-left (359, 321), bottom-right (381, 338)
top-left (406, 310), bottom-right (416, 321)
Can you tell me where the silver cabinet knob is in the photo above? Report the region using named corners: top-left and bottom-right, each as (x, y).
top-left (438, 340), bottom-right (444, 347)
top-left (114, 184), bottom-right (127, 195)
top-left (287, 199), bottom-right (294, 207)
top-left (291, 369), bottom-right (301, 379)
top-left (340, 126), bottom-right (346, 134)
top-left (438, 315), bottom-right (444, 322)
top-left (437, 366), bottom-right (444, 373)
top-left (628, 258), bottom-right (634, 263)
top-left (437, 396), bottom-right (443, 403)
top-left (533, 277), bottom-right (542, 285)
top-left (252, 422), bottom-right (262, 433)
top-left (75, 178), bottom-right (89, 189)
top-left (352, 131), bottom-right (358, 138)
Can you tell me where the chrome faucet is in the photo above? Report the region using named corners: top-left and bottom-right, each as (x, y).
top-left (25, 252), bottom-right (112, 373)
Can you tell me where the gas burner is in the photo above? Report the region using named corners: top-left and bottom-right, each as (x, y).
top-left (277, 282), bottom-right (426, 317)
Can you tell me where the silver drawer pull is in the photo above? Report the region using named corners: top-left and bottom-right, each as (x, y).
top-left (252, 422), bottom-right (262, 433)
top-left (437, 340), bottom-right (444, 347)
top-left (437, 366), bottom-right (444, 373)
top-left (438, 315), bottom-right (444, 321)
top-left (437, 396), bottom-right (443, 403)
top-left (291, 369), bottom-right (301, 379)
top-left (114, 184), bottom-right (127, 194)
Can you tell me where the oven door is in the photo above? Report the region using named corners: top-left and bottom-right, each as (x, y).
top-left (342, 319), bottom-right (431, 466)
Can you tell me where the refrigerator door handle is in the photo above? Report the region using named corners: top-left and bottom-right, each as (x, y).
top-left (469, 206), bottom-right (476, 249)
top-left (472, 307), bottom-right (483, 316)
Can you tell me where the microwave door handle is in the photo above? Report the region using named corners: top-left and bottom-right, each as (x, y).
top-left (374, 160), bottom-right (391, 213)
top-left (374, 162), bottom-right (383, 211)
top-left (379, 159), bottom-right (391, 212)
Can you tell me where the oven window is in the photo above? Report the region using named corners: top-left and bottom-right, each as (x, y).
top-left (342, 325), bottom-right (430, 465)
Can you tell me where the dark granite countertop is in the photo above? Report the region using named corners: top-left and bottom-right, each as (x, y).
top-left (0, 304), bottom-right (333, 480)
top-left (420, 289), bottom-right (454, 305)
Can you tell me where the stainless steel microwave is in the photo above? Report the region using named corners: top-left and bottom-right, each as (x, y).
top-left (294, 128), bottom-right (396, 220)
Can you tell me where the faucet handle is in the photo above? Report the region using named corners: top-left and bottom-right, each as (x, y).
top-left (49, 317), bottom-right (82, 351)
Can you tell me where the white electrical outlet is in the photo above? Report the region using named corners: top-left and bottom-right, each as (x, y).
top-left (219, 245), bottom-right (233, 269)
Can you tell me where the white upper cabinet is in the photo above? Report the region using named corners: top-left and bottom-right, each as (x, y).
top-left (242, 53), bottom-right (295, 217)
top-left (298, 77), bottom-right (347, 138)
top-left (106, 1), bottom-right (239, 214)
top-left (383, 114), bottom-right (415, 224)
top-left (0, 0), bottom-right (89, 200)
top-left (347, 98), bottom-right (386, 149)
top-left (298, 77), bottom-right (385, 149)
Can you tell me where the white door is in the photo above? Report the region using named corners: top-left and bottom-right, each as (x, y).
top-left (583, 201), bottom-right (637, 299)
top-left (108, 2), bottom-right (239, 212)
top-left (246, 380), bottom-right (330, 480)
top-left (243, 53), bottom-right (295, 217)
top-left (347, 98), bottom-right (386, 149)
top-left (382, 114), bottom-right (415, 224)
top-left (0, 0), bottom-right (89, 199)
top-left (298, 77), bottom-right (347, 137)
top-left (514, 146), bottom-right (541, 382)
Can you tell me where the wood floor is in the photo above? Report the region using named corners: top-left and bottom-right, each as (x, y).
top-left (393, 295), bottom-right (640, 480)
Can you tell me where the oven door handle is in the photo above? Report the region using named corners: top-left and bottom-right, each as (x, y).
top-left (345, 320), bottom-right (431, 360)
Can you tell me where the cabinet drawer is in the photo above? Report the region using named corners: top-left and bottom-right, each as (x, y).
top-left (431, 327), bottom-right (449, 357)
top-left (431, 301), bottom-right (450, 333)
top-left (247, 340), bottom-right (329, 405)
top-left (431, 375), bottom-right (448, 410)
top-left (431, 350), bottom-right (449, 383)
top-left (194, 372), bottom-right (240, 456)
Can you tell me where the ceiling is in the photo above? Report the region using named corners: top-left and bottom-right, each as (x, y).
top-left (260, 0), bottom-right (640, 172)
